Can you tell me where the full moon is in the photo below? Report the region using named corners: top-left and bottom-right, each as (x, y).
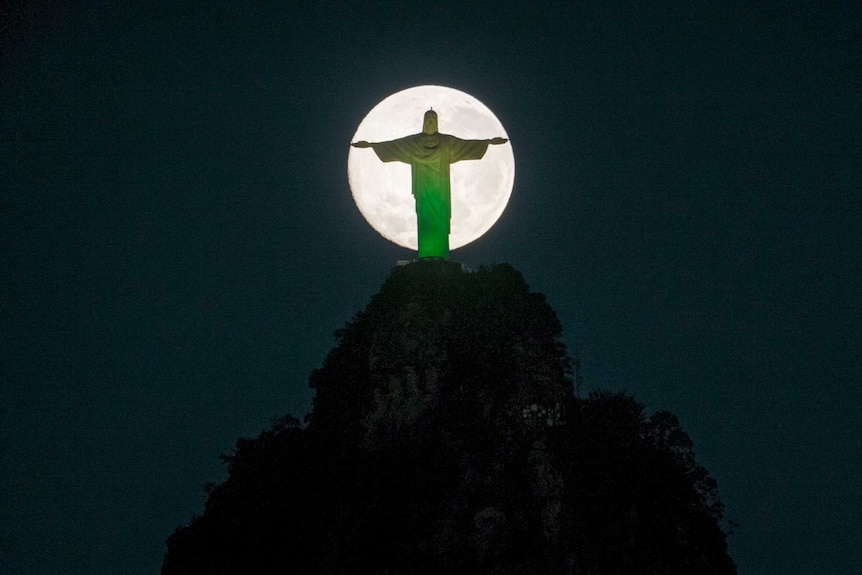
top-left (348, 85), bottom-right (515, 252)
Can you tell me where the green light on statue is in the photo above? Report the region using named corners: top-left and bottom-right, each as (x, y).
top-left (348, 86), bottom-right (515, 260)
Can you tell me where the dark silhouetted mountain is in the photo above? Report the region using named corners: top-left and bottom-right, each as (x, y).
top-left (162, 261), bottom-right (736, 574)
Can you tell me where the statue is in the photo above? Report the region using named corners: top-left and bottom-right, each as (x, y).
top-left (352, 110), bottom-right (508, 260)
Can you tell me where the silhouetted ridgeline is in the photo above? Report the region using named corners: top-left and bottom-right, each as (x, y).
top-left (162, 261), bottom-right (736, 574)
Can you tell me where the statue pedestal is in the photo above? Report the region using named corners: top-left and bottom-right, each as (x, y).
top-left (396, 258), bottom-right (466, 274)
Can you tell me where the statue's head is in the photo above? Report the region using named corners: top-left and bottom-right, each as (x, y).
top-left (423, 109), bottom-right (438, 135)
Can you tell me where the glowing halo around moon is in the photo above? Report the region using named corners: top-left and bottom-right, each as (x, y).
top-left (348, 85), bottom-right (515, 252)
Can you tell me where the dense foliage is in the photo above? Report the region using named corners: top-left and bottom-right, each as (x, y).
top-left (162, 262), bottom-right (735, 574)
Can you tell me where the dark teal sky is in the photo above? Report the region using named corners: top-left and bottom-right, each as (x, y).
top-left (2, 2), bottom-right (860, 573)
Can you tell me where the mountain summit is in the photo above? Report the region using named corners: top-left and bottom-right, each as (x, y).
top-left (162, 262), bottom-right (736, 574)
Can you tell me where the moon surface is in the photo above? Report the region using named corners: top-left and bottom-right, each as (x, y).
top-left (348, 85), bottom-right (515, 251)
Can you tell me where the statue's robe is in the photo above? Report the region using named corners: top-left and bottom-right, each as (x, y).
top-left (372, 133), bottom-right (491, 260)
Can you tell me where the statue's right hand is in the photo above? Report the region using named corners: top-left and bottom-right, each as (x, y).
top-left (351, 141), bottom-right (372, 148)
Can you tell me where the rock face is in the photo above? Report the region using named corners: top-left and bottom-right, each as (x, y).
top-left (162, 262), bottom-right (736, 574)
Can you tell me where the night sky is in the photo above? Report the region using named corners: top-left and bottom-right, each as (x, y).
top-left (2, 2), bottom-right (860, 573)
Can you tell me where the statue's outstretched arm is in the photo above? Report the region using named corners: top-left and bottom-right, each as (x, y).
top-left (351, 136), bottom-right (414, 163)
top-left (489, 137), bottom-right (508, 145)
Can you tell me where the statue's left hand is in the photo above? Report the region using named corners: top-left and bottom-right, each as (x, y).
top-left (351, 141), bottom-right (372, 148)
top-left (489, 137), bottom-right (508, 145)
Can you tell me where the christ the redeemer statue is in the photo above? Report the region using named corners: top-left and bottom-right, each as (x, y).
top-left (351, 109), bottom-right (507, 260)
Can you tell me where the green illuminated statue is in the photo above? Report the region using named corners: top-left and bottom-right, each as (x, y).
top-left (352, 110), bottom-right (508, 260)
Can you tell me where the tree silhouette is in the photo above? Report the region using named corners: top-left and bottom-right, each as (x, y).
top-left (162, 262), bottom-right (735, 574)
